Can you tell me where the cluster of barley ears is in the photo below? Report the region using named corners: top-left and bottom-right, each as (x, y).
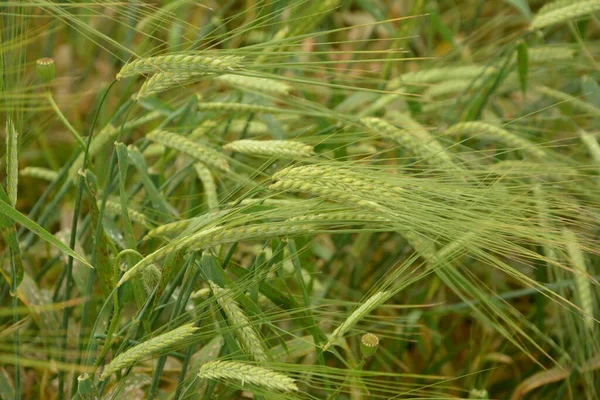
top-left (0, 1), bottom-right (599, 399)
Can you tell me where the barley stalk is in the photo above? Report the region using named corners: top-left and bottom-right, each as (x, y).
top-left (6, 119), bottom-right (18, 206)
top-left (223, 139), bottom-right (314, 158)
top-left (69, 123), bottom-right (117, 180)
top-left (197, 360), bottom-right (298, 392)
top-left (117, 54), bottom-right (244, 80)
top-left (20, 167), bottom-right (58, 182)
top-left (531, 0), bottom-right (600, 30)
top-left (445, 121), bottom-right (547, 160)
top-left (562, 228), bottom-right (595, 330)
top-left (216, 74), bottom-right (291, 96)
top-left (100, 323), bottom-right (197, 381)
top-left (194, 162), bottom-right (219, 210)
top-left (323, 291), bottom-right (391, 351)
top-left (146, 130), bottom-right (230, 172)
top-left (209, 281), bottom-right (267, 361)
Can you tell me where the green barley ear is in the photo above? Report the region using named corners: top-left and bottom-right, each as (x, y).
top-left (189, 120), bottom-right (218, 141)
top-left (197, 360), bottom-right (298, 392)
top-left (531, 1), bottom-right (600, 30)
top-left (562, 228), bottom-right (595, 330)
top-left (223, 139), bottom-right (314, 158)
top-left (146, 130), bottom-right (230, 172)
top-left (141, 263), bottom-right (161, 294)
top-left (136, 71), bottom-right (204, 99)
top-left (117, 54), bottom-right (244, 80)
top-left (194, 162), bottom-right (219, 210)
top-left (360, 333), bottom-right (379, 359)
top-left (444, 121), bottom-right (547, 160)
top-left (209, 281), bottom-right (268, 361)
top-left (100, 323), bottom-right (197, 381)
top-left (215, 74), bottom-right (291, 96)
top-left (36, 57), bottom-right (55, 85)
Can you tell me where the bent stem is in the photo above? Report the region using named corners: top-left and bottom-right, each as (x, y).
top-left (44, 90), bottom-right (87, 149)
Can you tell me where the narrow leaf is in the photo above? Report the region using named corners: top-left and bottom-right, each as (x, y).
top-left (0, 197), bottom-right (92, 268)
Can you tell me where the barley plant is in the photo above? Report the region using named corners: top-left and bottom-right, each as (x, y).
top-left (1, 1), bottom-right (599, 399)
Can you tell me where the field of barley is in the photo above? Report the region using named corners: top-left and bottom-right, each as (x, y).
top-left (0, 1), bottom-right (599, 399)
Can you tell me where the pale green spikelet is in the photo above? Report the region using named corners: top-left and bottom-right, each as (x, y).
top-left (194, 162), bottom-right (219, 210)
top-left (323, 291), bottom-right (391, 351)
top-left (144, 219), bottom-right (194, 240)
top-left (100, 323), bottom-right (198, 381)
top-left (143, 210), bottom-right (228, 241)
top-left (444, 121), bottom-right (548, 160)
top-left (527, 46), bottom-right (575, 63)
top-left (197, 360), bottom-right (298, 392)
top-left (272, 164), bottom-right (403, 196)
top-left (102, 198), bottom-right (151, 228)
top-left (188, 223), bottom-right (315, 252)
top-left (579, 131), bottom-right (600, 173)
top-left (141, 263), bottom-right (161, 294)
top-left (6, 118), bottom-right (18, 207)
top-left (216, 74), bottom-right (291, 96)
top-left (223, 139), bottom-right (314, 158)
top-left (142, 143), bottom-right (165, 158)
top-left (146, 130), bottom-right (230, 172)
top-left (535, 85), bottom-right (600, 118)
top-left (189, 120), bottom-right (218, 141)
top-left (120, 223), bottom-right (312, 286)
top-left (126, 111), bottom-right (164, 128)
top-left (209, 281), bottom-right (267, 361)
top-left (270, 165), bottom-right (402, 215)
top-left (362, 116), bottom-right (458, 171)
top-left (117, 54), bottom-right (244, 80)
top-left (531, 0), bottom-right (600, 30)
top-left (288, 211), bottom-right (390, 224)
top-left (390, 65), bottom-right (496, 88)
top-left (227, 120), bottom-right (270, 135)
top-left (196, 102), bottom-right (285, 115)
top-left (137, 71), bottom-right (206, 99)
top-left (424, 79), bottom-right (482, 98)
top-left (20, 167), bottom-right (59, 182)
top-left (190, 287), bottom-right (211, 300)
top-left (562, 228), bottom-right (595, 330)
